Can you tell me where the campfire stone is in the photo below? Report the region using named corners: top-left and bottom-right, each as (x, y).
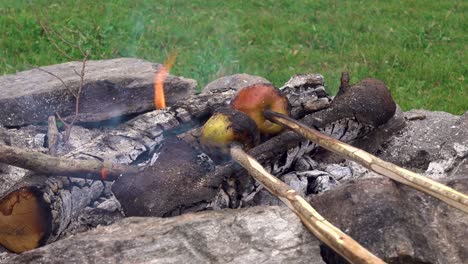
top-left (0, 206), bottom-right (325, 264)
top-left (0, 58), bottom-right (197, 127)
top-left (309, 177), bottom-right (468, 264)
top-left (202, 73), bottom-right (271, 93)
top-left (378, 110), bottom-right (468, 176)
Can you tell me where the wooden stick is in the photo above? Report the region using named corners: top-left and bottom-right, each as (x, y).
top-left (264, 110), bottom-right (468, 214)
top-left (0, 144), bottom-right (139, 181)
top-left (47, 116), bottom-right (60, 156)
top-left (230, 144), bottom-right (385, 264)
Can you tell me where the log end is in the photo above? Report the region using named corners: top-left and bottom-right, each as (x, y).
top-left (0, 187), bottom-right (51, 253)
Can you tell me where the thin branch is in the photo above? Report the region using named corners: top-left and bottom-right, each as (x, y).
top-left (47, 116), bottom-right (60, 156)
top-left (37, 18), bottom-right (74, 60)
top-left (0, 144), bottom-right (139, 181)
top-left (62, 25), bottom-right (85, 36)
top-left (34, 67), bottom-right (78, 98)
top-left (64, 51), bottom-right (88, 141)
top-left (40, 10), bottom-right (84, 53)
top-left (37, 11), bottom-right (90, 143)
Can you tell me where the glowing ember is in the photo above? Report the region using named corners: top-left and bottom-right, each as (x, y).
top-left (101, 167), bottom-right (108, 181)
top-left (154, 52), bottom-right (178, 109)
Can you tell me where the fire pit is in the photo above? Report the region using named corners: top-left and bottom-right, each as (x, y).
top-left (0, 58), bottom-right (467, 264)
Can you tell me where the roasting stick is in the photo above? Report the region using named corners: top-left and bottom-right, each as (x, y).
top-left (264, 110), bottom-right (468, 214)
top-left (230, 144), bottom-right (385, 264)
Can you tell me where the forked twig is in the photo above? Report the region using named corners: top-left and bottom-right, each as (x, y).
top-left (34, 67), bottom-right (78, 97)
top-left (36, 12), bottom-right (90, 142)
top-left (37, 19), bottom-right (73, 60)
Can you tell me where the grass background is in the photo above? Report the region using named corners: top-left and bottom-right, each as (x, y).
top-left (0, 0), bottom-right (466, 114)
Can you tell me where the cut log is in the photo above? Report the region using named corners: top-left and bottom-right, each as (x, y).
top-left (0, 186), bottom-right (50, 253)
top-left (0, 175), bottom-right (104, 253)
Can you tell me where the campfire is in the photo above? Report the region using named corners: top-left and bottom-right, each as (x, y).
top-left (0, 59), bottom-right (467, 263)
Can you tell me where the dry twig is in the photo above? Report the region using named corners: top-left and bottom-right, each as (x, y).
top-left (0, 144), bottom-right (139, 181)
top-left (34, 67), bottom-right (77, 97)
top-left (47, 116), bottom-right (60, 156)
top-left (36, 13), bottom-right (90, 142)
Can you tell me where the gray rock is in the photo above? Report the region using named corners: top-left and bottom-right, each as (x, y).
top-left (0, 58), bottom-right (197, 126)
top-left (378, 110), bottom-right (467, 175)
top-left (202, 73), bottom-right (270, 94)
top-left (1, 206), bottom-right (324, 264)
top-left (309, 177), bottom-right (468, 264)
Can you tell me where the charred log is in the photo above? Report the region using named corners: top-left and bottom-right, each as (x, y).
top-left (305, 73), bottom-right (396, 128)
top-left (112, 138), bottom-right (216, 217)
top-left (46, 116), bottom-right (59, 157)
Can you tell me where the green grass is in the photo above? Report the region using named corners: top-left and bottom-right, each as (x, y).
top-left (0, 0), bottom-right (466, 114)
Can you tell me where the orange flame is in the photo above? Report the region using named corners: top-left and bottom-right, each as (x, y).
top-left (154, 52), bottom-right (178, 109)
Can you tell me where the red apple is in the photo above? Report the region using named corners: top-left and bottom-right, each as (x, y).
top-left (230, 83), bottom-right (290, 135)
